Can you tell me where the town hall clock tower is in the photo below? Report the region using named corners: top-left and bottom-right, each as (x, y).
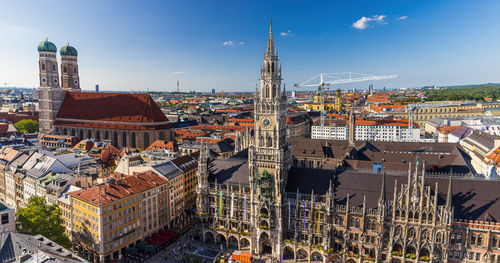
top-left (248, 19), bottom-right (292, 257)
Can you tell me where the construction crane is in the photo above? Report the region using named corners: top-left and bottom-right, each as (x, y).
top-left (294, 72), bottom-right (398, 127)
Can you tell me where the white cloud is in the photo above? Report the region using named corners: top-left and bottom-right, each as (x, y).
top-left (222, 40), bottom-right (234, 46)
top-left (280, 30), bottom-right (292, 36)
top-left (238, 41), bottom-right (244, 45)
top-left (397, 16), bottom-right (408, 20)
top-left (352, 15), bottom-right (387, 30)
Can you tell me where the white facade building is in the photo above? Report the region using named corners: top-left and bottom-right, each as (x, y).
top-left (312, 119), bottom-right (421, 142)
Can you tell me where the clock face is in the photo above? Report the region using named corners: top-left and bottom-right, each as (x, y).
top-left (262, 118), bottom-right (271, 128)
top-left (53, 78), bottom-right (58, 83)
top-left (74, 79), bottom-right (79, 85)
top-left (41, 78), bottom-right (46, 83)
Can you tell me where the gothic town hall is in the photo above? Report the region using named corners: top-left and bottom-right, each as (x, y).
top-left (195, 21), bottom-right (500, 263)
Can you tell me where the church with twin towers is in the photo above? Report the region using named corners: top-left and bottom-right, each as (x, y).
top-left (195, 20), bottom-right (500, 263)
top-left (36, 39), bottom-right (174, 148)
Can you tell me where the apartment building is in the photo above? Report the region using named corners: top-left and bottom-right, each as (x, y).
top-left (69, 171), bottom-right (167, 262)
top-left (312, 118), bottom-right (420, 142)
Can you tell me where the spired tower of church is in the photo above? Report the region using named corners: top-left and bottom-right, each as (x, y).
top-left (60, 44), bottom-right (80, 91)
top-left (248, 19), bottom-right (292, 256)
top-left (38, 39), bottom-right (64, 134)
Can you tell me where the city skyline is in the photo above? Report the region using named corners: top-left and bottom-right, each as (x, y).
top-left (1, 0), bottom-right (500, 92)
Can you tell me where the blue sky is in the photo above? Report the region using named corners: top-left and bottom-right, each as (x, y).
top-left (1, 0), bottom-right (499, 92)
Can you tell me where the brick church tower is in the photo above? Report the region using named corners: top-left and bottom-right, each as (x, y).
top-left (38, 39), bottom-right (64, 134)
top-left (60, 44), bottom-right (80, 91)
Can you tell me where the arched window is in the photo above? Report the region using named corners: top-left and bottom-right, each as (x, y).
top-left (71, 129), bottom-right (75, 136)
top-left (271, 62), bottom-right (275, 73)
top-left (122, 132), bottom-right (127, 147)
top-left (272, 84), bottom-right (276, 98)
top-left (144, 133), bottom-right (150, 148)
top-left (79, 130), bottom-right (83, 140)
top-left (74, 68), bottom-right (76, 73)
top-left (267, 62), bottom-right (270, 73)
top-left (104, 131), bottom-right (109, 140)
top-left (87, 130), bottom-right (92, 139)
top-left (52, 64), bottom-right (56, 71)
top-left (63, 128), bottom-right (67, 135)
top-left (64, 67), bottom-right (67, 73)
top-left (477, 235), bottom-right (483, 246)
top-left (95, 130), bottom-right (101, 141)
top-left (41, 63), bottom-right (45, 70)
top-left (471, 234), bottom-right (476, 245)
top-left (113, 131), bottom-right (118, 146)
top-left (355, 218), bottom-right (360, 228)
top-left (131, 133), bottom-right (136, 148)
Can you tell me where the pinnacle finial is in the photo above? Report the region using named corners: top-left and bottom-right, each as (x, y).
top-left (266, 19), bottom-right (275, 55)
top-left (446, 169), bottom-right (453, 209)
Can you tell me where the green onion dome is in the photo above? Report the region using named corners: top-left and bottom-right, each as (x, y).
top-left (37, 38), bottom-right (57, 52)
top-left (60, 44), bottom-right (78, 56)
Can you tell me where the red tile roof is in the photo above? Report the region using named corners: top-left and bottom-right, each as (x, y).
top-left (69, 171), bottom-right (167, 206)
top-left (55, 91), bottom-right (171, 131)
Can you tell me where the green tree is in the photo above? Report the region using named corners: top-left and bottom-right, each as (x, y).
top-left (16, 196), bottom-right (71, 249)
top-left (13, 119), bottom-right (39, 133)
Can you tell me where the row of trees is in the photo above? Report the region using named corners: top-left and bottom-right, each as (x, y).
top-left (424, 84), bottom-right (500, 102)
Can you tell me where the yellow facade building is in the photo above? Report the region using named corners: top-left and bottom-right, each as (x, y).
top-left (70, 172), bottom-right (167, 262)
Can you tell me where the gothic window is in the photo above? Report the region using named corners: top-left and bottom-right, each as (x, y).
top-left (265, 85), bottom-right (270, 98)
top-left (71, 129), bottom-right (75, 136)
top-left (79, 130), bottom-right (84, 140)
top-left (478, 234), bottom-right (483, 246)
top-left (74, 68), bottom-right (77, 73)
top-left (366, 220), bottom-right (372, 230)
top-left (64, 67), bottom-right (67, 73)
top-left (422, 213), bottom-right (427, 221)
top-left (355, 218), bottom-right (360, 228)
top-left (436, 232), bottom-right (443, 243)
top-left (395, 226), bottom-right (402, 237)
top-left (493, 236), bottom-right (498, 248)
top-left (408, 228), bottom-right (416, 239)
top-left (409, 211), bottom-right (413, 219)
top-left (471, 234), bottom-right (477, 245)
top-left (42, 63), bottom-right (45, 70)
top-left (52, 64), bottom-right (56, 71)
top-left (272, 84), bottom-right (276, 98)
top-left (267, 62), bottom-right (270, 73)
top-left (271, 62), bottom-right (275, 73)
top-left (414, 212), bottom-right (419, 220)
top-left (96, 130), bottom-right (101, 141)
top-left (104, 131), bottom-right (109, 140)
top-left (395, 210), bottom-right (400, 218)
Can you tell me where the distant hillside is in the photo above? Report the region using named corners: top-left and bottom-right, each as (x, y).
top-left (424, 84), bottom-right (500, 102)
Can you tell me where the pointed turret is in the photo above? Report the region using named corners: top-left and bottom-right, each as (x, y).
top-left (446, 173), bottom-right (453, 209)
top-left (266, 19), bottom-right (275, 56)
top-left (379, 171), bottom-right (386, 203)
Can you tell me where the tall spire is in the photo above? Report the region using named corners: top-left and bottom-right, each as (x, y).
top-left (446, 172), bottom-right (453, 209)
top-left (266, 19), bottom-right (275, 56)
